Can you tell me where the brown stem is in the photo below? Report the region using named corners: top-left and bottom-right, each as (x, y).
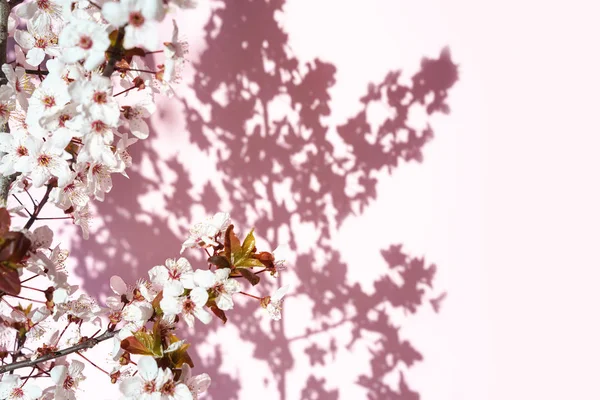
top-left (0, 1), bottom-right (15, 207)
top-left (23, 184), bottom-right (53, 230)
top-left (24, 69), bottom-right (48, 76)
top-left (0, 329), bottom-right (119, 374)
top-left (103, 27), bottom-right (125, 78)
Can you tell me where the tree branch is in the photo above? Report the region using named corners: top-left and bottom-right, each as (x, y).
top-left (0, 0), bottom-right (13, 207)
top-left (103, 27), bottom-right (125, 78)
top-left (0, 329), bottom-right (119, 374)
top-left (23, 184), bottom-right (53, 229)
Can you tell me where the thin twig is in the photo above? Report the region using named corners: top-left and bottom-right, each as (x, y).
top-left (0, 329), bottom-right (119, 374)
top-left (23, 184), bottom-right (53, 230)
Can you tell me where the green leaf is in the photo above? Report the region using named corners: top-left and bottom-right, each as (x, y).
top-left (241, 229), bottom-right (256, 257)
top-left (152, 323), bottom-right (164, 358)
top-left (152, 291), bottom-right (164, 316)
top-left (236, 258), bottom-right (265, 268)
top-left (238, 268), bottom-right (260, 286)
top-left (231, 229), bottom-right (263, 267)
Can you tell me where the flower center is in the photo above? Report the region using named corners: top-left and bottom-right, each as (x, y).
top-left (183, 298), bottom-right (195, 313)
top-left (161, 380), bottom-right (176, 395)
top-left (92, 91), bottom-right (107, 104)
top-left (79, 35), bottom-right (93, 50)
top-left (59, 113), bottom-right (71, 127)
top-left (129, 11), bottom-right (145, 27)
top-left (143, 381), bottom-right (156, 393)
top-left (92, 164), bottom-right (103, 175)
top-left (0, 104), bottom-right (9, 119)
top-left (42, 95), bottom-right (56, 108)
top-left (16, 146), bottom-right (28, 156)
top-left (37, 154), bottom-right (51, 166)
top-left (168, 268), bottom-right (181, 280)
top-left (63, 374), bottom-right (75, 389)
top-left (11, 387), bottom-right (24, 397)
top-left (37, 0), bottom-right (50, 11)
top-left (35, 37), bottom-right (48, 49)
top-left (91, 120), bottom-right (106, 133)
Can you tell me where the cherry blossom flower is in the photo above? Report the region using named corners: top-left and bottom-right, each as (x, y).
top-left (0, 130), bottom-right (32, 176)
top-left (15, 135), bottom-right (71, 187)
top-left (0, 85), bottom-right (14, 124)
top-left (120, 97), bottom-right (156, 140)
top-left (193, 268), bottom-right (241, 311)
top-left (101, 0), bottom-right (164, 51)
top-left (16, 0), bottom-right (62, 31)
top-left (1, 64), bottom-right (33, 110)
top-left (113, 132), bottom-right (138, 175)
top-left (14, 20), bottom-right (61, 67)
top-left (59, 18), bottom-right (110, 71)
top-left (69, 74), bottom-right (120, 126)
top-left (72, 203), bottom-right (92, 239)
top-left (49, 172), bottom-right (90, 210)
top-left (180, 212), bottom-right (231, 253)
top-left (119, 356), bottom-right (167, 399)
top-left (264, 285), bottom-right (290, 321)
top-left (163, 20), bottom-right (188, 83)
top-left (0, 374), bottom-right (42, 400)
top-left (160, 283), bottom-right (211, 327)
top-left (26, 75), bottom-right (71, 132)
top-left (157, 367), bottom-right (193, 400)
top-left (148, 257), bottom-right (194, 290)
top-left (51, 361), bottom-right (86, 400)
top-left (39, 103), bottom-right (84, 148)
top-left (180, 364), bottom-right (211, 398)
top-left (85, 162), bottom-right (115, 200)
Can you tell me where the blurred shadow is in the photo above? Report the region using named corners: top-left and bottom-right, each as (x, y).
top-left (68, 0), bottom-right (458, 398)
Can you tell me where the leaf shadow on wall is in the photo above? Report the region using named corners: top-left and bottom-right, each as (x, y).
top-left (68, 0), bottom-right (458, 399)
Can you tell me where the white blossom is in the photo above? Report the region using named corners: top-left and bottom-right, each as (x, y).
top-left (50, 360), bottom-right (86, 400)
top-left (102, 0), bottom-right (164, 50)
top-left (59, 17), bottom-right (110, 70)
top-left (0, 374), bottom-right (42, 400)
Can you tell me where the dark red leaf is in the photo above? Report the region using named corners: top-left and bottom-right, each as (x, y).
top-left (210, 305), bottom-right (227, 324)
top-left (238, 268), bottom-right (260, 286)
top-left (0, 208), bottom-right (10, 236)
top-left (208, 255), bottom-right (230, 269)
top-left (0, 265), bottom-right (20, 296)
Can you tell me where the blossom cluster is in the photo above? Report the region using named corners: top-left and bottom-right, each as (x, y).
top-left (0, 0), bottom-right (190, 239)
top-left (0, 0), bottom-right (291, 399)
top-left (0, 208), bottom-right (290, 399)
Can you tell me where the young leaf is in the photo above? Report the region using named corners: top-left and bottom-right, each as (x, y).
top-left (210, 305), bottom-right (227, 324)
top-left (0, 232), bottom-right (31, 264)
top-left (0, 208), bottom-right (10, 236)
top-left (255, 251), bottom-right (275, 269)
top-left (120, 335), bottom-right (154, 356)
top-left (208, 255), bottom-right (230, 269)
top-left (229, 229), bottom-right (264, 268)
top-left (0, 265), bottom-right (20, 296)
top-left (238, 268), bottom-right (260, 286)
top-left (223, 225), bottom-right (240, 262)
top-left (152, 291), bottom-right (164, 316)
top-left (241, 228), bottom-right (256, 257)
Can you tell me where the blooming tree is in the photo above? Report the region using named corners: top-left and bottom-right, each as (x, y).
top-left (0, 0), bottom-right (289, 398)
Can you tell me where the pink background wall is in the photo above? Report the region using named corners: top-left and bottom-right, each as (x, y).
top-left (54, 0), bottom-right (600, 398)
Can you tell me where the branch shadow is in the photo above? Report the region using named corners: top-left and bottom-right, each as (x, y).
top-left (68, 0), bottom-right (458, 398)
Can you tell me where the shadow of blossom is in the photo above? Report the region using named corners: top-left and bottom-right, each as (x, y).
top-left (68, 0), bottom-right (458, 398)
